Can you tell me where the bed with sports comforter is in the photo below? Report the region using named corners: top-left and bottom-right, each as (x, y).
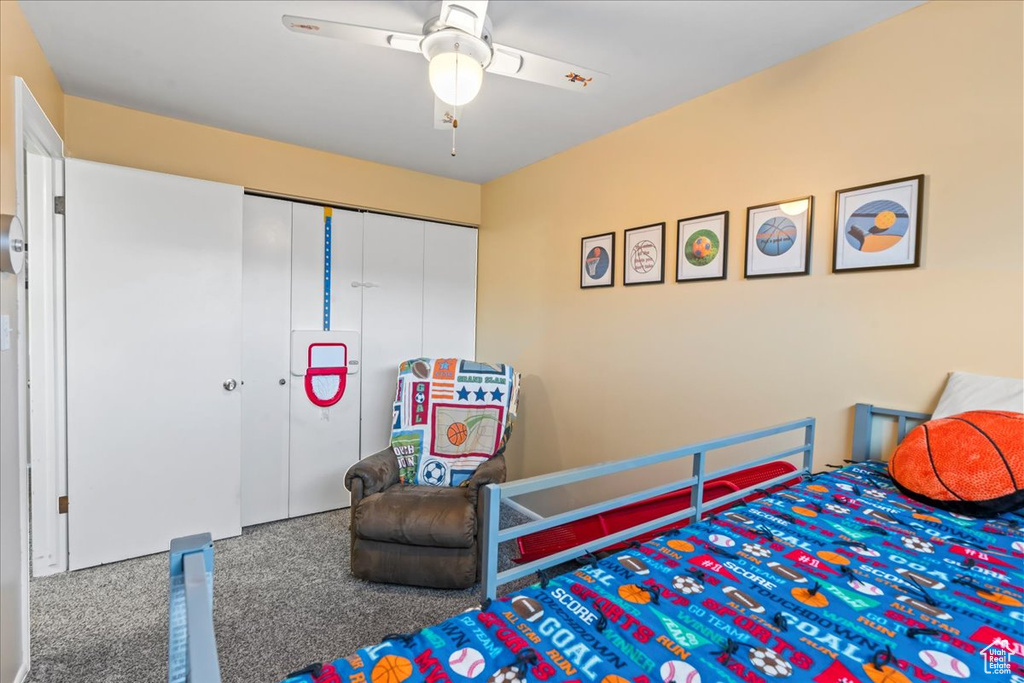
top-left (283, 461), bottom-right (1024, 683)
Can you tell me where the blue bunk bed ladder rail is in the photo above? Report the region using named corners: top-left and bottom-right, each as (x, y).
top-left (169, 533), bottom-right (219, 683)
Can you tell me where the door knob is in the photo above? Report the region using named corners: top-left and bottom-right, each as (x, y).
top-left (223, 379), bottom-right (237, 391)
top-left (279, 378), bottom-right (287, 385)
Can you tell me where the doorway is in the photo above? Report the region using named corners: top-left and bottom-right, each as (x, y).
top-left (4, 76), bottom-right (65, 683)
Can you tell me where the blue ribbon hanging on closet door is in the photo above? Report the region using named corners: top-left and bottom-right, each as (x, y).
top-left (323, 207), bottom-right (332, 331)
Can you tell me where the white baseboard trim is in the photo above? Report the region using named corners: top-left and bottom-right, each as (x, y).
top-left (14, 660), bottom-right (30, 683)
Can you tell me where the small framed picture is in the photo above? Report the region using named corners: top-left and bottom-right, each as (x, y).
top-left (580, 232), bottom-right (614, 288)
top-left (623, 222), bottom-right (665, 286)
top-left (833, 175), bottom-right (924, 273)
top-left (676, 211), bottom-right (728, 282)
top-left (744, 196), bottom-right (813, 278)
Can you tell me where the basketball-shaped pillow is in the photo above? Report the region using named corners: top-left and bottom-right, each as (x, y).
top-left (889, 410), bottom-right (1024, 516)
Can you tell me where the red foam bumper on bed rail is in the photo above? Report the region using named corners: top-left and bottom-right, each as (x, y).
top-left (513, 461), bottom-right (800, 564)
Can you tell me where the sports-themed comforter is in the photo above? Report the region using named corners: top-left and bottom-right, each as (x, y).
top-left (283, 463), bottom-right (1024, 683)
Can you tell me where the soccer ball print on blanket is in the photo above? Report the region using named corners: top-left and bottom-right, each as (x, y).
top-left (392, 359), bottom-right (519, 486)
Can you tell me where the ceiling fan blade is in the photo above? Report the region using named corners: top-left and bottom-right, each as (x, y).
top-left (282, 15), bottom-right (422, 53)
top-left (387, 34), bottom-right (424, 54)
top-left (434, 97), bottom-right (457, 130)
top-left (488, 43), bottom-right (607, 93)
top-left (439, 0), bottom-right (489, 37)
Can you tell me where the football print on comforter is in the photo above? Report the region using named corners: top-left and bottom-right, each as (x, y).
top-left (283, 463), bottom-right (1024, 683)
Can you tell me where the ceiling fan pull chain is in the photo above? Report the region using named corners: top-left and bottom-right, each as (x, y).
top-left (451, 43), bottom-right (461, 157)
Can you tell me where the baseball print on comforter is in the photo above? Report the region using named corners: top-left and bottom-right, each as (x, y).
top-left (283, 462), bottom-right (1024, 683)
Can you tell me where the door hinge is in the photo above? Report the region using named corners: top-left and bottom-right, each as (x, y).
top-left (58, 496), bottom-right (68, 514)
top-left (54, 196), bottom-right (65, 215)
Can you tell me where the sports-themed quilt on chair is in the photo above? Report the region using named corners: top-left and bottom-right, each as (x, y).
top-left (392, 359), bottom-right (520, 486)
top-left (284, 462), bottom-right (1024, 683)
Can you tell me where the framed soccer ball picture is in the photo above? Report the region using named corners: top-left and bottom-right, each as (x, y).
top-left (623, 222), bottom-right (665, 286)
top-left (833, 175), bottom-right (924, 273)
top-left (580, 232), bottom-right (614, 288)
top-left (676, 211), bottom-right (728, 282)
top-left (744, 196), bottom-right (813, 278)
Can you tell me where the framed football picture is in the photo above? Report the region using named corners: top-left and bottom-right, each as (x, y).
top-left (677, 211), bottom-right (728, 282)
top-left (623, 222), bottom-right (665, 286)
top-left (744, 196), bottom-right (813, 278)
top-left (833, 175), bottom-right (924, 273)
top-left (580, 232), bottom-right (614, 288)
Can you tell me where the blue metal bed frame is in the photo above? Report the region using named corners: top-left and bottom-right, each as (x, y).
top-left (851, 402), bottom-right (930, 462)
top-left (168, 533), bottom-right (221, 683)
top-left (166, 403), bottom-right (931, 681)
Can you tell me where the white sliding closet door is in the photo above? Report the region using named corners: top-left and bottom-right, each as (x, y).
top-left (241, 195), bottom-right (292, 526)
top-left (289, 204), bottom-right (363, 515)
top-left (360, 213), bottom-right (424, 456)
top-left (65, 160), bottom-right (242, 569)
top-left (422, 222), bottom-right (477, 359)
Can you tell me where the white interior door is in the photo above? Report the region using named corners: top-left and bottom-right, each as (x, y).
top-left (423, 222), bottom-right (477, 359)
top-left (65, 160), bottom-right (242, 569)
top-left (288, 204), bottom-right (362, 515)
top-left (241, 195), bottom-right (291, 526)
top-left (360, 213), bottom-right (424, 456)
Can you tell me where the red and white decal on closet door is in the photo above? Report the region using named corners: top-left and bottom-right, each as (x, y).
top-left (304, 342), bottom-right (348, 407)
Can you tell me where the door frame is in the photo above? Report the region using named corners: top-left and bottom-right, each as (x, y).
top-left (13, 76), bottom-right (65, 682)
top-left (25, 136), bottom-right (67, 578)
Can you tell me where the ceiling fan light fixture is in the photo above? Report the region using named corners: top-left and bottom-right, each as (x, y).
top-left (421, 29), bottom-right (491, 106)
top-left (429, 50), bottom-right (483, 105)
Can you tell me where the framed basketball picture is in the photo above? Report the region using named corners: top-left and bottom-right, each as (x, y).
top-left (744, 196), bottom-right (813, 278)
top-left (580, 232), bottom-right (614, 288)
top-left (677, 211), bottom-right (728, 282)
top-left (623, 222), bottom-right (665, 286)
top-left (833, 175), bottom-right (924, 273)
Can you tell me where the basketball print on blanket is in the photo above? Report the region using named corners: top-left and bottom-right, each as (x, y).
top-left (371, 655), bottom-right (412, 683)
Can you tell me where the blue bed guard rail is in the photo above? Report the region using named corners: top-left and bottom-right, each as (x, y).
top-left (169, 533), bottom-right (221, 683)
top-left (479, 416), bottom-right (816, 600)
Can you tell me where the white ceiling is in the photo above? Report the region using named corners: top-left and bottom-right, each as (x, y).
top-left (21, 0), bottom-right (921, 183)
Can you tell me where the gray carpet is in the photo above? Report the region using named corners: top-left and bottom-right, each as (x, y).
top-left (28, 507), bottom-right (536, 683)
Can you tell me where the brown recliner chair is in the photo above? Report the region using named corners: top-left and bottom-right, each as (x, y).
top-left (344, 450), bottom-right (506, 589)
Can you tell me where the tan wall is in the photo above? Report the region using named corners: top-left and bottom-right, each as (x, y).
top-left (478, 0), bottom-right (1024, 484)
top-left (64, 96), bottom-right (481, 225)
top-left (1, 0), bottom-right (65, 214)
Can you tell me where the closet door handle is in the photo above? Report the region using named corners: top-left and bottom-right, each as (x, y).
top-left (351, 281), bottom-right (363, 288)
top-left (363, 282), bottom-right (379, 288)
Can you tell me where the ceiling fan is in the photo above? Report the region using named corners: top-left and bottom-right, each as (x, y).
top-left (282, 1), bottom-right (607, 132)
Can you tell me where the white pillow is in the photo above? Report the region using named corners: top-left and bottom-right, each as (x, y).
top-left (932, 371), bottom-right (1024, 419)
